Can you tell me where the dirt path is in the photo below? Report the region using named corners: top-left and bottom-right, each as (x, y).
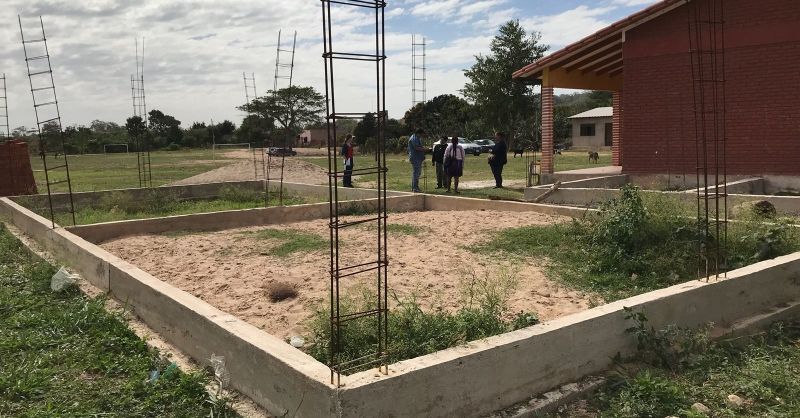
top-left (101, 210), bottom-right (595, 340)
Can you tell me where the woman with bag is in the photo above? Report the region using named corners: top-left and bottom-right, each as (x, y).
top-left (443, 136), bottom-right (465, 194)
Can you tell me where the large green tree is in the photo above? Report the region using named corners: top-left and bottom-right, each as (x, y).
top-left (147, 109), bottom-right (183, 147)
top-left (237, 86), bottom-right (325, 146)
top-left (403, 94), bottom-right (472, 140)
top-left (462, 20), bottom-right (548, 147)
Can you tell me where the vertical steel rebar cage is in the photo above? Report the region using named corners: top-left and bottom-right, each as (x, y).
top-left (0, 74), bottom-right (9, 139)
top-left (271, 30), bottom-right (297, 206)
top-left (321, 0), bottom-right (389, 386)
top-left (242, 72), bottom-right (264, 183)
top-left (19, 15), bottom-right (76, 228)
top-left (688, 0), bottom-right (727, 281)
top-left (131, 37), bottom-right (152, 188)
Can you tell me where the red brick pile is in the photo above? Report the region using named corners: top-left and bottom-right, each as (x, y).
top-left (0, 140), bottom-right (38, 196)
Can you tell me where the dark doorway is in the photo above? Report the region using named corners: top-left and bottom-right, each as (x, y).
top-left (604, 123), bottom-right (613, 147)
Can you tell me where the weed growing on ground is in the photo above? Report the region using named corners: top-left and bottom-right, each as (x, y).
top-left (305, 270), bottom-right (539, 370)
top-left (246, 228), bottom-right (327, 257)
top-left (479, 185), bottom-right (800, 301)
top-left (0, 224), bottom-right (237, 417)
top-left (556, 320), bottom-right (800, 418)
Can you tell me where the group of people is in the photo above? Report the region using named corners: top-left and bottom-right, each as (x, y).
top-left (340, 129), bottom-right (509, 193)
top-left (408, 129), bottom-right (507, 193)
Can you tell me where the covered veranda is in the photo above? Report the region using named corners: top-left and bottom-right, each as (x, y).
top-left (512, 0), bottom-right (686, 176)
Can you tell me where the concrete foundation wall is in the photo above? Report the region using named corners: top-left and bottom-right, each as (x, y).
top-left (423, 194), bottom-right (591, 218)
top-left (11, 180), bottom-right (406, 211)
top-left (5, 191), bottom-right (800, 418)
top-left (68, 195), bottom-right (425, 244)
top-left (0, 197), bottom-right (336, 417)
top-left (339, 253), bottom-right (800, 417)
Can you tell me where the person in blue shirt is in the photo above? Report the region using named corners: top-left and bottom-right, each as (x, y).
top-left (407, 128), bottom-right (428, 192)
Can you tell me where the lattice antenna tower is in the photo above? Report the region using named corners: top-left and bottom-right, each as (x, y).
top-left (19, 15), bottom-right (76, 227)
top-left (688, 0), bottom-right (727, 281)
top-left (268, 29), bottom-right (297, 206)
top-left (131, 37), bottom-right (152, 188)
top-left (322, 0), bottom-right (389, 386)
top-left (412, 34), bottom-right (429, 190)
top-left (411, 34), bottom-right (426, 108)
top-left (0, 74), bottom-right (9, 138)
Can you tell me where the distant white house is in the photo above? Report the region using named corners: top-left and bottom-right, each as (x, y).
top-left (568, 107), bottom-right (613, 150)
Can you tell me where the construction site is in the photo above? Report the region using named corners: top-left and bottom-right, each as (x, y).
top-left (2, 0), bottom-right (800, 417)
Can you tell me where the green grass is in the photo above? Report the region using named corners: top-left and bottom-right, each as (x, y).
top-left (30, 149), bottom-right (237, 192)
top-left (477, 186), bottom-right (800, 301)
top-left (19, 186), bottom-right (310, 226)
top-left (245, 228), bottom-right (327, 257)
top-left (300, 150), bottom-right (610, 193)
top-left (0, 224), bottom-right (237, 417)
top-left (555, 321), bottom-right (800, 418)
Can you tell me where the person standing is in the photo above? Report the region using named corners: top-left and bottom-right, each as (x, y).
top-left (444, 136), bottom-right (465, 194)
top-left (488, 131), bottom-right (508, 188)
top-left (341, 134), bottom-right (354, 187)
top-left (407, 128), bottom-right (428, 193)
top-left (431, 136), bottom-right (448, 189)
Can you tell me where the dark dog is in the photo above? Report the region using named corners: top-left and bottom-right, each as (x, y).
top-left (513, 148), bottom-right (525, 158)
top-left (588, 151), bottom-right (599, 163)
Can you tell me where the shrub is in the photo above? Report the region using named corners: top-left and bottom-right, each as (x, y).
top-left (305, 270), bottom-right (539, 371)
top-left (165, 142), bottom-right (181, 151)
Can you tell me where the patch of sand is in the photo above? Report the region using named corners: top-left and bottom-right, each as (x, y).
top-left (170, 154), bottom-right (329, 186)
top-left (100, 210), bottom-right (594, 340)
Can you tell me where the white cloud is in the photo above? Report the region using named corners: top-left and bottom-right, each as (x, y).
top-left (520, 5), bottom-right (615, 50)
top-left (612, 0), bottom-right (658, 6)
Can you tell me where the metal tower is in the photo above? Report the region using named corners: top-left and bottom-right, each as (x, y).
top-left (131, 37), bottom-right (152, 188)
top-left (269, 29), bottom-right (297, 205)
top-left (19, 15), bottom-right (76, 227)
top-left (322, 0), bottom-right (389, 386)
top-left (688, 0), bottom-right (727, 281)
top-left (411, 34), bottom-right (426, 108)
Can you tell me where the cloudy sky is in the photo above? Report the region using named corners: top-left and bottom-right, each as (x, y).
top-left (0, 0), bottom-right (657, 130)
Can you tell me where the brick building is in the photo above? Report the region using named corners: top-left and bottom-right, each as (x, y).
top-left (514, 0), bottom-right (800, 177)
top-left (0, 140), bottom-right (38, 197)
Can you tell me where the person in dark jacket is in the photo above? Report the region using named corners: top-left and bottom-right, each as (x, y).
top-left (341, 135), bottom-right (354, 187)
top-left (431, 136), bottom-right (448, 189)
top-left (488, 131), bottom-right (508, 188)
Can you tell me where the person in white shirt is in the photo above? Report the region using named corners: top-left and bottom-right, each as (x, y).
top-left (443, 136), bottom-right (465, 194)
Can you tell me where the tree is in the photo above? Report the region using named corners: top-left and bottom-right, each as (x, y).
top-left (403, 94), bottom-right (473, 139)
top-left (463, 20), bottom-right (548, 147)
top-left (236, 114), bottom-right (274, 145)
top-left (148, 109), bottom-right (183, 147)
top-left (237, 86), bottom-right (325, 145)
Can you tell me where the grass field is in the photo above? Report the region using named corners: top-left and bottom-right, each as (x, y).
top-left (0, 224), bottom-right (237, 416)
top-left (30, 150), bottom-right (237, 192)
top-left (18, 186), bottom-right (313, 226)
top-left (301, 150), bottom-right (611, 194)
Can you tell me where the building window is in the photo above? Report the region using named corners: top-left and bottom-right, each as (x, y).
top-left (580, 124), bottom-right (596, 137)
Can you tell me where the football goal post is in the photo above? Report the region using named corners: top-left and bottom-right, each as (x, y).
top-left (103, 143), bottom-right (129, 154)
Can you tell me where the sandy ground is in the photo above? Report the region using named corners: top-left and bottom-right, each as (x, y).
top-left (171, 149), bottom-right (329, 186)
top-left (101, 210), bottom-right (594, 340)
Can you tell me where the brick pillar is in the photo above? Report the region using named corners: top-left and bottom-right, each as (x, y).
top-left (612, 91), bottom-right (622, 167)
top-left (541, 86), bottom-right (554, 174)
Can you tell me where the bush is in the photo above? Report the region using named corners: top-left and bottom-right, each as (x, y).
top-left (481, 185), bottom-right (800, 300)
top-left (305, 269), bottom-right (539, 371)
top-left (165, 142), bottom-right (181, 151)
